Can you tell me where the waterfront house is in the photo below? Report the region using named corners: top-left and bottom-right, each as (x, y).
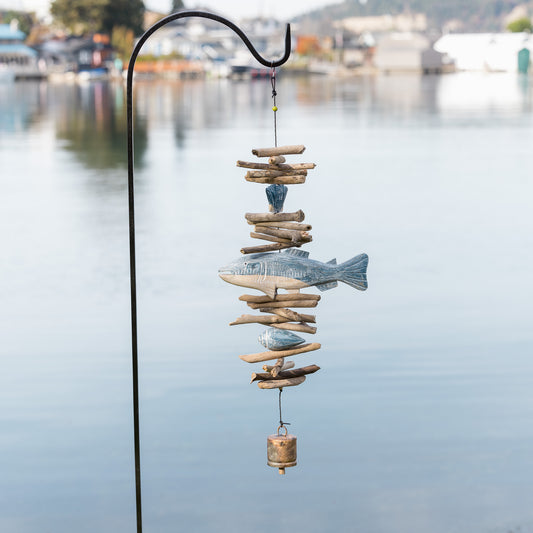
top-left (373, 32), bottom-right (445, 73)
top-left (0, 21), bottom-right (44, 80)
top-left (38, 34), bottom-right (114, 77)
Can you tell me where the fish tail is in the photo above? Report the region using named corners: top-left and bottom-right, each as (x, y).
top-left (337, 253), bottom-right (368, 291)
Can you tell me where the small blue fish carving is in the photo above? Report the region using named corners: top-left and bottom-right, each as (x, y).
top-left (219, 248), bottom-right (368, 299)
top-left (266, 184), bottom-right (288, 213)
top-left (259, 328), bottom-right (305, 351)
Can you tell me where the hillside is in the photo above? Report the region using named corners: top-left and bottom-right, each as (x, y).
top-left (296, 0), bottom-right (533, 32)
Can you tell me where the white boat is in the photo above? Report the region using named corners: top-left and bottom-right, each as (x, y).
top-left (0, 22), bottom-right (46, 81)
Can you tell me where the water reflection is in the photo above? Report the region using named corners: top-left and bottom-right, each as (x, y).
top-left (1, 73), bottom-right (533, 533)
top-left (0, 81), bottom-right (47, 133)
top-left (53, 82), bottom-right (147, 170)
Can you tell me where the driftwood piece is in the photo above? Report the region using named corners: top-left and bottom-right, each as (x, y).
top-left (247, 221), bottom-right (312, 231)
top-left (260, 308), bottom-right (316, 323)
top-left (252, 145), bottom-right (305, 157)
top-left (272, 323), bottom-right (317, 334)
top-left (251, 364), bottom-right (320, 382)
top-left (271, 358), bottom-right (285, 377)
top-left (239, 342), bottom-right (321, 363)
top-left (240, 242), bottom-right (299, 254)
top-left (278, 163), bottom-right (315, 170)
top-left (239, 293), bottom-right (321, 304)
top-left (250, 232), bottom-right (293, 244)
top-left (245, 211), bottom-right (305, 224)
top-left (258, 376), bottom-right (306, 389)
top-left (247, 300), bottom-right (319, 310)
top-left (237, 160), bottom-right (316, 171)
top-left (255, 225), bottom-right (311, 243)
top-left (269, 155), bottom-right (286, 164)
top-left (245, 175), bottom-right (306, 185)
top-left (263, 361), bottom-right (295, 372)
top-left (230, 314), bottom-right (290, 326)
top-left (246, 169), bottom-right (307, 178)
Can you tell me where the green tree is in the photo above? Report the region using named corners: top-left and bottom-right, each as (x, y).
top-left (50, 0), bottom-right (144, 36)
top-left (102, 0), bottom-right (144, 35)
top-left (50, 0), bottom-right (108, 35)
top-left (171, 0), bottom-right (185, 13)
top-left (507, 16), bottom-right (532, 33)
top-left (111, 25), bottom-right (134, 62)
top-left (1, 10), bottom-right (36, 35)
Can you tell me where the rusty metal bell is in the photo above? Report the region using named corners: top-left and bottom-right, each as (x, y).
top-left (267, 426), bottom-right (297, 475)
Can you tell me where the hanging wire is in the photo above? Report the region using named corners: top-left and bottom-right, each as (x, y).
top-left (278, 388), bottom-right (290, 428)
top-left (271, 66), bottom-right (278, 147)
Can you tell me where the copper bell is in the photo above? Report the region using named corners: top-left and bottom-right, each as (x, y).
top-left (267, 425), bottom-right (297, 475)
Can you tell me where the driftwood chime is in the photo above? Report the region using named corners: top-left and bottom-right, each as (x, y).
top-left (219, 74), bottom-right (369, 474)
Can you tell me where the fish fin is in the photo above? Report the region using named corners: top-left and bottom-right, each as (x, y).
top-left (338, 253), bottom-right (369, 291)
top-left (283, 248), bottom-right (310, 258)
top-left (316, 280), bottom-right (338, 291)
top-left (327, 258), bottom-right (337, 265)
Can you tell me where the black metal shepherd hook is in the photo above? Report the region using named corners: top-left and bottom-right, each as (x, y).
top-left (126, 11), bottom-right (291, 533)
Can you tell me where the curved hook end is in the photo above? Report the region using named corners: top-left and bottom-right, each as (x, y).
top-left (284, 23), bottom-right (291, 59)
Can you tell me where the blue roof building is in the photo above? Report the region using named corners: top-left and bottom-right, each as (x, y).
top-left (0, 22), bottom-right (43, 80)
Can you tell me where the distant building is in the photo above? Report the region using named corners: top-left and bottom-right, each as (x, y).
top-left (38, 34), bottom-right (113, 75)
top-left (374, 33), bottom-right (445, 73)
top-left (434, 33), bottom-right (532, 72)
top-left (136, 15), bottom-right (285, 77)
top-left (334, 13), bottom-right (427, 34)
top-left (0, 21), bottom-right (43, 80)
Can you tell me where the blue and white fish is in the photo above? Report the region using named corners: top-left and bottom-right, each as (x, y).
top-left (258, 328), bottom-right (305, 351)
top-left (218, 248), bottom-right (368, 299)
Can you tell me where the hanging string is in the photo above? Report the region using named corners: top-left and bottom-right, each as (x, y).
top-left (278, 388), bottom-right (290, 429)
top-left (270, 66), bottom-right (278, 147)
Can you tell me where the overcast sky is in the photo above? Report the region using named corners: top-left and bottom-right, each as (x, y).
top-left (4, 0), bottom-right (341, 21)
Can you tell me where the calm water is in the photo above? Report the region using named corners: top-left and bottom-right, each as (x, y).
top-left (1, 73), bottom-right (533, 533)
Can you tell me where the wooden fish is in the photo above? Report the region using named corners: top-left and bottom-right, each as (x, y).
top-left (259, 328), bottom-right (305, 351)
top-left (219, 248), bottom-right (368, 299)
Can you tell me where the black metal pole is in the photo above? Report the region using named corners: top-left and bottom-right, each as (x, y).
top-left (126, 12), bottom-right (291, 533)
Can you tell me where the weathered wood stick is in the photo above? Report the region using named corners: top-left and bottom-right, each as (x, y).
top-left (247, 169), bottom-right (307, 179)
top-left (245, 175), bottom-right (306, 185)
top-left (252, 145), bottom-right (305, 157)
top-left (240, 242), bottom-right (299, 254)
top-left (260, 308), bottom-right (316, 323)
top-left (245, 210), bottom-right (305, 224)
top-left (250, 232), bottom-right (293, 244)
top-left (239, 293), bottom-right (321, 303)
top-left (277, 163), bottom-right (315, 170)
top-left (246, 169), bottom-right (307, 178)
top-left (252, 364), bottom-right (320, 382)
top-left (229, 314), bottom-right (290, 326)
top-left (269, 155), bottom-right (286, 164)
top-left (255, 225), bottom-right (311, 242)
top-left (258, 376), bottom-right (306, 389)
top-left (271, 322), bottom-right (317, 334)
top-left (237, 160), bottom-right (316, 171)
top-left (247, 300), bottom-right (319, 310)
top-left (263, 361), bottom-right (295, 372)
top-left (247, 221), bottom-right (312, 231)
top-left (239, 342), bottom-right (321, 363)
top-left (271, 358), bottom-right (285, 377)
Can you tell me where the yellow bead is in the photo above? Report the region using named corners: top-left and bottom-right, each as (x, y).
top-left (272, 106), bottom-right (278, 112)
